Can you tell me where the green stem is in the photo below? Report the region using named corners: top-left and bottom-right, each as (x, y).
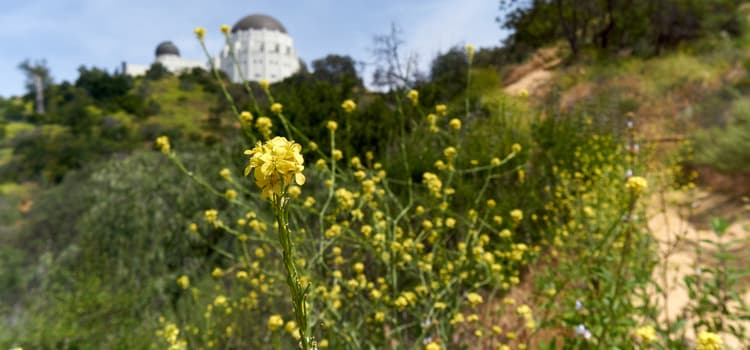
top-left (273, 193), bottom-right (313, 350)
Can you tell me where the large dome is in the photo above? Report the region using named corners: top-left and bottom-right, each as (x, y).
top-left (232, 14), bottom-right (287, 33)
top-left (155, 41), bottom-right (180, 56)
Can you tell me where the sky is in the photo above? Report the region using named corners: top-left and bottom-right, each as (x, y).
top-left (0, 0), bottom-right (510, 97)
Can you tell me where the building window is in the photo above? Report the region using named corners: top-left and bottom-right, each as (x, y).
top-left (286, 46), bottom-right (291, 55)
top-left (259, 43), bottom-right (264, 52)
top-left (275, 44), bottom-right (280, 53)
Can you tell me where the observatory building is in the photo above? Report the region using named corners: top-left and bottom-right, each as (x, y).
top-left (216, 14), bottom-right (301, 83)
top-left (123, 14), bottom-right (300, 83)
top-left (123, 41), bottom-right (207, 76)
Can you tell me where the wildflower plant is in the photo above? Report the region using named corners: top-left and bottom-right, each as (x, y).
top-left (151, 26), bottom-right (675, 350)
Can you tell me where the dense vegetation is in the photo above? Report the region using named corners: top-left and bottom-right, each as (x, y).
top-left (1, 1), bottom-right (749, 349)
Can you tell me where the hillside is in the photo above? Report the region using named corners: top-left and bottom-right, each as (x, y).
top-left (2, 4), bottom-right (750, 347)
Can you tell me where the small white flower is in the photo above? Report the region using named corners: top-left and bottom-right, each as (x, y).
top-left (575, 300), bottom-right (584, 310)
top-left (575, 324), bottom-right (592, 340)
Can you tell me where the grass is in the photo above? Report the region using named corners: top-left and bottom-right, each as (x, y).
top-left (4, 122), bottom-right (35, 140)
top-left (142, 77), bottom-right (216, 135)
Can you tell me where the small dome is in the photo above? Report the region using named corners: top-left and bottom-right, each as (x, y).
top-left (232, 14), bottom-right (287, 33)
top-left (155, 41), bottom-right (180, 57)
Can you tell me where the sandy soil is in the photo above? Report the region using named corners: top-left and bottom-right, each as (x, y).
top-left (647, 189), bottom-right (750, 348)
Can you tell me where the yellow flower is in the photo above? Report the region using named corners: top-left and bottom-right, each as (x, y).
top-left (332, 149), bottom-right (343, 160)
top-left (255, 117), bottom-right (273, 139)
top-left (255, 247), bottom-right (265, 258)
top-left (449, 118), bottom-right (461, 130)
top-left (326, 120), bottom-right (338, 131)
top-left (634, 325), bottom-right (656, 344)
top-left (244, 137), bottom-right (305, 198)
top-left (425, 342), bottom-right (441, 350)
top-left (511, 143), bottom-right (522, 154)
top-left (626, 176), bottom-right (648, 194)
top-left (519, 88), bottom-right (529, 98)
top-left (213, 295), bottom-right (227, 306)
top-left (240, 111), bottom-right (253, 123)
top-left (194, 27), bottom-right (206, 40)
top-left (422, 172), bottom-right (442, 198)
top-left (318, 339), bottom-right (329, 348)
top-left (270, 103), bottom-right (283, 114)
top-left (465, 44), bottom-right (475, 62)
top-left (353, 262), bottom-right (365, 274)
top-left (288, 185), bottom-right (302, 198)
top-left (236, 271), bottom-right (248, 280)
top-left (696, 331), bottom-right (722, 350)
top-left (155, 135), bottom-right (170, 154)
top-left (189, 223), bottom-right (198, 232)
top-left (510, 209), bottom-right (523, 223)
top-left (224, 189), bottom-right (237, 200)
top-left (259, 79), bottom-right (270, 90)
top-left (211, 267), bottom-right (224, 278)
top-left (220, 24), bottom-right (230, 34)
top-left (443, 147), bottom-right (457, 159)
top-left (516, 304), bottom-right (531, 316)
top-left (445, 217), bottom-right (456, 228)
top-left (204, 209), bottom-right (219, 225)
top-left (407, 89), bottom-right (419, 106)
top-left (176, 275), bottom-right (190, 289)
top-left (341, 99), bottom-right (356, 113)
top-left (435, 104), bottom-right (448, 116)
top-left (466, 292), bottom-right (483, 306)
top-left (267, 314), bottom-right (284, 331)
top-left (284, 321), bottom-right (297, 334)
top-left (219, 168), bottom-right (231, 179)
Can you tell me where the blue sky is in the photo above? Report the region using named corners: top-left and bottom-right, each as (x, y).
top-left (0, 0), bottom-right (509, 97)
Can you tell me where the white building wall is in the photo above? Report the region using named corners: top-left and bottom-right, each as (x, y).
top-left (219, 28), bottom-right (300, 83)
top-left (123, 63), bottom-right (149, 76)
top-left (156, 54), bottom-right (208, 73)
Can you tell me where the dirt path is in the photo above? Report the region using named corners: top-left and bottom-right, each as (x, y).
top-left (647, 189), bottom-right (750, 348)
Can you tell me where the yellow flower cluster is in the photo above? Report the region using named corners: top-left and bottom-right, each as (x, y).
top-left (422, 172), bottom-right (443, 198)
top-left (510, 209), bottom-right (523, 223)
top-left (426, 113), bottom-right (439, 133)
top-left (155, 135), bottom-right (170, 154)
top-left (696, 331), bottom-right (722, 350)
top-left (466, 292), bottom-right (483, 306)
top-left (176, 275), bottom-right (190, 289)
top-left (270, 103), bottom-right (283, 114)
top-left (259, 79), bottom-right (270, 90)
top-left (204, 209), bottom-right (219, 225)
top-left (435, 104), bottom-right (448, 116)
top-left (465, 44), bottom-right (475, 63)
top-left (449, 118), bottom-right (462, 130)
top-left (625, 176), bottom-right (648, 194)
top-left (634, 325), bottom-right (656, 344)
top-left (267, 314), bottom-right (284, 331)
top-left (243, 136), bottom-right (306, 199)
top-left (326, 120), bottom-right (338, 132)
top-left (341, 99), bottom-right (356, 113)
top-left (255, 116), bottom-right (273, 140)
top-left (407, 89), bottom-right (419, 106)
top-left (220, 24), bottom-right (230, 34)
top-left (194, 27), bottom-right (206, 40)
top-left (156, 320), bottom-right (187, 350)
top-left (240, 111), bottom-right (253, 123)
